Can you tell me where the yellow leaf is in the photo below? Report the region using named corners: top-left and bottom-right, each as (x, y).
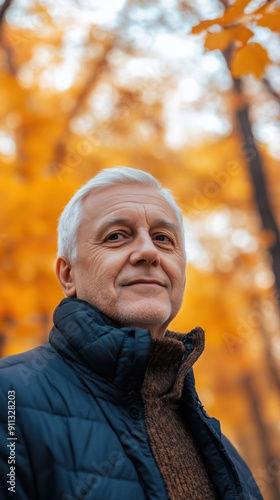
top-left (257, 8), bottom-right (280, 32)
top-left (220, 0), bottom-right (253, 25)
top-left (230, 42), bottom-right (271, 78)
top-left (231, 25), bottom-right (254, 44)
top-left (191, 19), bottom-right (220, 35)
top-left (192, 0), bottom-right (254, 36)
top-left (204, 30), bottom-right (232, 51)
top-left (204, 25), bottom-right (254, 52)
top-left (252, 0), bottom-right (278, 16)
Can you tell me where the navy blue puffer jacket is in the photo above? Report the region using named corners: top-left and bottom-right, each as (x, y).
top-left (0, 298), bottom-right (263, 500)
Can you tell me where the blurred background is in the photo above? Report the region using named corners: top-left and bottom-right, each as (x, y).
top-left (0, 0), bottom-right (280, 497)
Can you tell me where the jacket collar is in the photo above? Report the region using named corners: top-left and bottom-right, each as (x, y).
top-left (49, 297), bottom-right (152, 392)
top-left (49, 297), bottom-right (204, 394)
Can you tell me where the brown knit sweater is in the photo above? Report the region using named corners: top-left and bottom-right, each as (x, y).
top-left (141, 328), bottom-right (218, 500)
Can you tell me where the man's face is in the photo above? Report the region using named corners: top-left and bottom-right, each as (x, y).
top-left (59, 183), bottom-right (186, 337)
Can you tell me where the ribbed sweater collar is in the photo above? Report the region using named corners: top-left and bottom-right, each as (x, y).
top-left (142, 329), bottom-right (205, 403)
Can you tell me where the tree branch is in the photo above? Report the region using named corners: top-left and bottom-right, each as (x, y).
top-left (263, 77), bottom-right (280, 104)
top-left (223, 45), bottom-right (280, 309)
top-left (50, 39), bottom-right (114, 174)
top-left (0, 0), bottom-right (17, 74)
top-left (236, 104), bottom-right (280, 297)
top-left (0, 0), bottom-right (13, 27)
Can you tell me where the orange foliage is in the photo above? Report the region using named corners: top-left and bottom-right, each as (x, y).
top-left (231, 42), bottom-right (271, 79)
top-left (192, 0), bottom-right (278, 79)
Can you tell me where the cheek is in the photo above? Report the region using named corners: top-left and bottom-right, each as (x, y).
top-left (167, 258), bottom-right (185, 283)
top-left (87, 252), bottom-right (127, 287)
top-left (170, 265), bottom-right (186, 298)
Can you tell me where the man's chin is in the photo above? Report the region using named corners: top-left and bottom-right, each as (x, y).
top-left (113, 304), bottom-right (172, 334)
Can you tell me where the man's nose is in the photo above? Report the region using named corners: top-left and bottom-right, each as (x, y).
top-left (129, 233), bottom-right (160, 266)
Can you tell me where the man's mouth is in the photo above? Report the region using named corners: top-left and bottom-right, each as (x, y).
top-left (123, 280), bottom-right (165, 287)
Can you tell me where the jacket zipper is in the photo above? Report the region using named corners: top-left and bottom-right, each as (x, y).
top-left (197, 401), bottom-right (243, 499)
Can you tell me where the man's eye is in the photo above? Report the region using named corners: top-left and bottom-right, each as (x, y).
top-left (107, 232), bottom-right (126, 241)
top-left (154, 234), bottom-right (172, 243)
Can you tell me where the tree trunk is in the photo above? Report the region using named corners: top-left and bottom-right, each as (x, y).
top-left (223, 46), bottom-right (280, 313)
top-left (234, 91), bottom-right (280, 302)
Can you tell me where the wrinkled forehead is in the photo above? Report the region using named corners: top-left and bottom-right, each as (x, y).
top-left (81, 183), bottom-right (179, 225)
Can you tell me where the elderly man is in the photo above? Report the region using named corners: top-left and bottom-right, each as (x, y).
top-left (0, 167), bottom-right (262, 500)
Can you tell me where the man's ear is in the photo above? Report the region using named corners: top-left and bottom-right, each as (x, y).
top-left (56, 257), bottom-right (76, 297)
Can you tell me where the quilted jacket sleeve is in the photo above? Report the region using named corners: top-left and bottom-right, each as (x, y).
top-left (221, 434), bottom-right (263, 500)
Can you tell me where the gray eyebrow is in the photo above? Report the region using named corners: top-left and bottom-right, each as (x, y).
top-left (95, 218), bottom-right (130, 239)
top-left (153, 219), bottom-right (179, 232)
top-left (101, 217), bottom-right (130, 228)
top-left (100, 217), bottom-right (178, 231)
top-left (95, 217), bottom-right (179, 240)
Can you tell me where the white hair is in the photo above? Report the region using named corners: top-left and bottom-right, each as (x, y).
top-left (57, 166), bottom-right (185, 263)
